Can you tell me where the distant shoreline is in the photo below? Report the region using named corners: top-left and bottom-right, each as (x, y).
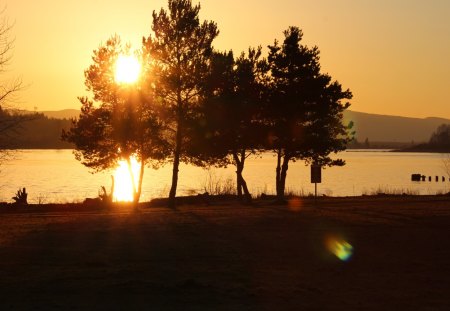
top-left (393, 144), bottom-right (450, 153)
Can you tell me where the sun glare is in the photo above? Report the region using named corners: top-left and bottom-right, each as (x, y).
top-left (113, 156), bottom-right (141, 202)
top-left (115, 55), bottom-right (141, 84)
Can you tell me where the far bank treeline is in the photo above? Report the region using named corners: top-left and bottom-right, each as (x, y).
top-left (62, 0), bottom-right (353, 206)
top-left (398, 124), bottom-right (450, 153)
top-left (0, 108), bottom-right (73, 149)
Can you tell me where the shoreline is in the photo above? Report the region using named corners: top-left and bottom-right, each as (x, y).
top-left (0, 193), bottom-right (449, 211)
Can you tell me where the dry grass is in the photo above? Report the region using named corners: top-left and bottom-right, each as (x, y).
top-left (362, 185), bottom-right (420, 196)
top-left (201, 170), bottom-right (236, 195)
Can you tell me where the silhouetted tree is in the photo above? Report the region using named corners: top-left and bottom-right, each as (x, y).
top-left (266, 26), bottom-right (353, 201)
top-left (430, 125), bottom-right (450, 175)
top-left (0, 8), bottom-right (24, 166)
top-left (63, 36), bottom-right (168, 203)
top-left (143, 0), bottom-right (219, 207)
top-left (196, 48), bottom-right (267, 202)
top-left (186, 51), bottom-right (234, 168)
top-left (0, 107), bottom-right (25, 150)
top-left (429, 124), bottom-right (450, 148)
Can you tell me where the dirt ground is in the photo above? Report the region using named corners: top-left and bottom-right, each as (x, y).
top-left (0, 196), bottom-right (449, 310)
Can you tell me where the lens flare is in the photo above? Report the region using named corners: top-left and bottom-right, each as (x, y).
top-left (326, 237), bottom-right (353, 261)
top-left (288, 197), bottom-right (303, 212)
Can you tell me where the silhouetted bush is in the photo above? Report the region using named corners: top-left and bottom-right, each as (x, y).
top-left (12, 187), bottom-right (28, 205)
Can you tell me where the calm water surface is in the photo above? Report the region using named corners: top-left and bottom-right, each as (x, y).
top-left (1, 149), bottom-right (449, 203)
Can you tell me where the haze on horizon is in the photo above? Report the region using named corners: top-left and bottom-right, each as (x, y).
top-left (4, 0), bottom-right (450, 119)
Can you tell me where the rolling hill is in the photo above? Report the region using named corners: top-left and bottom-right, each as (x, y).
top-left (32, 109), bottom-right (80, 120)
top-left (343, 110), bottom-right (450, 143)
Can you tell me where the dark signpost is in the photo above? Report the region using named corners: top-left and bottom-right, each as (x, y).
top-left (311, 164), bottom-right (321, 200)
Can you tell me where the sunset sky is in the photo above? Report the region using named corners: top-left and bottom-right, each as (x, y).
top-left (4, 0), bottom-right (450, 118)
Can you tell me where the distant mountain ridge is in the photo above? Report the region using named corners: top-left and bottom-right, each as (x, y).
top-left (33, 109), bottom-right (450, 144)
top-left (33, 109), bottom-right (80, 120)
top-left (343, 110), bottom-right (450, 143)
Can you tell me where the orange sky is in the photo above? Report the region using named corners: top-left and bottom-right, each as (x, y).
top-left (4, 0), bottom-right (450, 118)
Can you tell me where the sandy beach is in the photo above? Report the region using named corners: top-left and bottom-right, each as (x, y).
top-left (0, 196), bottom-right (449, 310)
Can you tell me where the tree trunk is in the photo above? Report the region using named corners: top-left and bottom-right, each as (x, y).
top-left (234, 151), bottom-right (243, 198)
top-left (236, 167), bottom-right (243, 198)
top-left (168, 134), bottom-right (181, 208)
top-left (233, 151), bottom-right (252, 204)
top-left (239, 150), bottom-right (252, 203)
top-left (169, 104), bottom-right (183, 208)
top-left (275, 148), bottom-right (282, 198)
top-left (279, 154), bottom-right (290, 199)
top-left (275, 149), bottom-right (290, 201)
top-left (135, 158), bottom-right (145, 204)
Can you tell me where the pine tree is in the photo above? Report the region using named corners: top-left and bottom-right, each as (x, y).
top-left (143, 0), bottom-right (219, 207)
top-left (266, 27), bottom-right (353, 201)
top-left (196, 48), bottom-right (267, 202)
top-left (63, 36), bottom-right (168, 203)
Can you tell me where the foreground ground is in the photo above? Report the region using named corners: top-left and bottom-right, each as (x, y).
top-left (0, 196), bottom-right (449, 310)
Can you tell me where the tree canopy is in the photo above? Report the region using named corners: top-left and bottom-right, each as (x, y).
top-left (63, 36), bottom-right (168, 203)
top-left (142, 0), bottom-right (219, 207)
top-left (266, 26), bottom-right (353, 199)
top-left (195, 48), bottom-right (268, 202)
top-left (65, 1), bottom-right (353, 204)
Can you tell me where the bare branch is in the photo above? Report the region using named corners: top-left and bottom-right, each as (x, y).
top-left (0, 6), bottom-right (24, 166)
top-left (0, 6), bottom-right (14, 72)
top-left (0, 77), bottom-right (23, 107)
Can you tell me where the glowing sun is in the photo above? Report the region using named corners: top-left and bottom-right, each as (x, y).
top-left (113, 156), bottom-right (141, 202)
top-left (115, 55), bottom-right (141, 84)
